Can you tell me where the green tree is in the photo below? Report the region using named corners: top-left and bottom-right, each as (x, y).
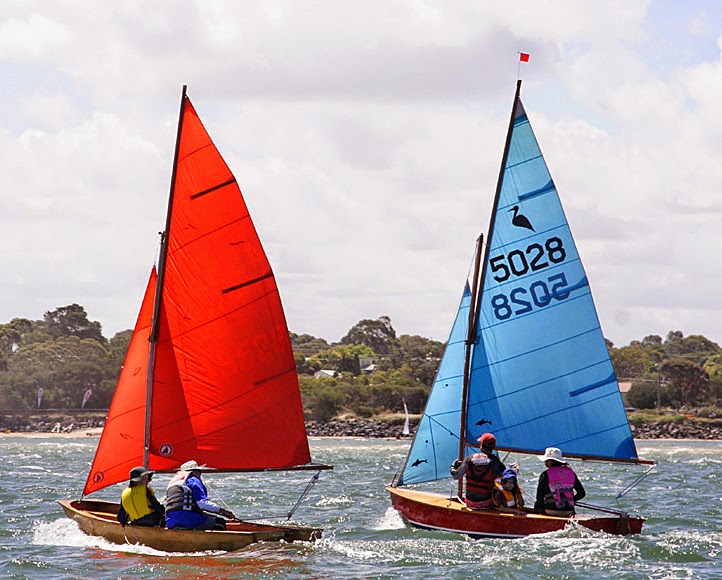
top-left (44, 304), bottom-right (105, 343)
top-left (340, 316), bottom-right (397, 355)
top-left (4, 335), bottom-right (116, 409)
top-left (108, 330), bottom-right (133, 367)
top-left (290, 332), bottom-right (330, 357)
top-left (383, 334), bottom-right (444, 386)
top-left (609, 344), bottom-right (658, 381)
top-left (660, 358), bottom-right (709, 406)
top-left (309, 344), bottom-right (375, 373)
top-left (663, 331), bottom-right (720, 364)
top-left (626, 381), bottom-right (658, 409)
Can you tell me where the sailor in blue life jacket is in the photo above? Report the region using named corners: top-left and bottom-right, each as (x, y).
top-left (534, 447), bottom-right (586, 516)
top-left (117, 466), bottom-right (165, 527)
top-left (492, 467), bottom-right (525, 513)
top-left (450, 432), bottom-right (506, 509)
top-left (164, 460), bottom-right (236, 530)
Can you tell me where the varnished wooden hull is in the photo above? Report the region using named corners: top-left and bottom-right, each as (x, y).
top-left (387, 487), bottom-right (643, 538)
top-left (58, 499), bottom-right (321, 553)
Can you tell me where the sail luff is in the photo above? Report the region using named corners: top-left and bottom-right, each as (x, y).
top-left (143, 84), bottom-right (188, 467)
top-left (461, 80), bottom-right (522, 452)
top-left (475, 80), bottom-right (523, 323)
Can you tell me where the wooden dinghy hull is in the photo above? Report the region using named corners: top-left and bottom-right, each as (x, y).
top-left (387, 487), bottom-right (643, 538)
top-left (58, 499), bottom-right (321, 553)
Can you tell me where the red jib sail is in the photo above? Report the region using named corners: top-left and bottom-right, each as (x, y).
top-left (84, 93), bottom-right (311, 494)
top-left (84, 269), bottom-right (157, 495)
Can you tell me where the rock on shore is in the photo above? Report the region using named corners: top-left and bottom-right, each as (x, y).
top-left (4, 415), bottom-right (722, 440)
top-left (631, 421), bottom-right (722, 440)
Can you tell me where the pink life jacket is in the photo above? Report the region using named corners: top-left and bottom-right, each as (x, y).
top-left (547, 465), bottom-right (575, 511)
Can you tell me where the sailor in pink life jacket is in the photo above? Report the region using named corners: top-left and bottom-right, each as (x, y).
top-left (533, 447), bottom-right (586, 516)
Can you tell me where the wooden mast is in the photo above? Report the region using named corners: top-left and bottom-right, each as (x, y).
top-left (143, 84), bottom-right (187, 467)
top-left (457, 233), bottom-right (483, 496)
top-left (456, 80), bottom-right (522, 496)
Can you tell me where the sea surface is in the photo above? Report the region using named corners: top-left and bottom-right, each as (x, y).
top-left (1, 436), bottom-right (720, 579)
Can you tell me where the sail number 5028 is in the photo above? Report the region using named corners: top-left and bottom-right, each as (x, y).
top-left (491, 273), bottom-right (570, 320)
top-left (489, 237), bottom-right (566, 282)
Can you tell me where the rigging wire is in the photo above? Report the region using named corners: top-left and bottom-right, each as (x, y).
top-left (204, 471), bottom-right (324, 522)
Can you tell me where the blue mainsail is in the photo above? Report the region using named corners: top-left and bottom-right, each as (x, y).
top-left (465, 95), bottom-right (638, 462)
top-left (395, 83), bottom-right (640, 489)
top-left (397, 285), bottom-right (471, 485)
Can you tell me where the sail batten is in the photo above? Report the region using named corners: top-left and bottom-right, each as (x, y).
top-left (190, 177), bottom-right (237, 200)
top-left (222, 271), bottom-right (275, 294)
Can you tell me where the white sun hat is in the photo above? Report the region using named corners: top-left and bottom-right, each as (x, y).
top-left (180, 460), bottom-right (206, 471)
top-left (539, 447), bottom-right (565, 463)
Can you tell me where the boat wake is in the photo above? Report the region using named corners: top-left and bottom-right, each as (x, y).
top-left (31, 519), bottom-right (216, 557)
top-left (371, 507), bottom-right (406, 530)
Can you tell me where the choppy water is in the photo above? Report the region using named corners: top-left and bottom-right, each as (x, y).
top-left (1, 436), bottom-right (720, 579)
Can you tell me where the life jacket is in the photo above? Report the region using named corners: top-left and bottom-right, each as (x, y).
top-left (494, 481), bottom-right (523, 508)
top-left (120, 485), bottom-right (158, 522)
top-left (464, 453), bottom-right (497, 507)
top-left (164, 471), bottom-right (203, 514)
top-left (546, 465), bottom-right (575, 512)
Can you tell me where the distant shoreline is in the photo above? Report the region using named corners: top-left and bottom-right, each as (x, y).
top-left (1, 418), bottom-right (722, 441)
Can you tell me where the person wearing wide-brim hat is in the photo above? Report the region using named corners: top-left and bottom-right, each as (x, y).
top-left (116, 466), bottom-right (165, 527)
top-left (450, 432), bottom-right (506, 509)
top-left (533, 447), bottom-right (586, 516)
top-left (164, 460), bottom-right (236, 531)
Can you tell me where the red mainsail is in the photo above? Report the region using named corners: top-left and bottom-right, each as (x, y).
top-left (84, 92), bottom-right (311, 494)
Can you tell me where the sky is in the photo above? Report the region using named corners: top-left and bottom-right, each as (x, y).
top-left (3, 0), bottom-right (722, 348)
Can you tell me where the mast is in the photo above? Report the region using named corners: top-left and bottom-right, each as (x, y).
top-left (143, 84), bottom-right (187, 466)
top-left (456, 80), bottom-right (522, 494)
top-left (457, 234), bottom-right (483, 496)
top-left (477, 79), bottom-right (523, 304)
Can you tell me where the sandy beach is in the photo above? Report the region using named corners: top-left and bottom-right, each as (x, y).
top-left (0, 427), bottom-right (103, 438)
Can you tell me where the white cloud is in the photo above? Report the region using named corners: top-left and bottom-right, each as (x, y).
top-left (2, 0), bottom-right (722, 348)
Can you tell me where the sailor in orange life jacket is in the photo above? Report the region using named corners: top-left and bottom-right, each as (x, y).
top-left (493, 468), bottom-right (525, 514)
top-left (116, 466), bottom-right (165, 527)
top-left (534, 447), bottom-right (586, 516)
top-left (450, 432), bottom-right (506, 509)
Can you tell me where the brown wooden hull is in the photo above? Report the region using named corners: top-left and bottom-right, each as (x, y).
top-left (58, 499), bottom-right (321, 553)
top-left (387, 487), bottom-right (643, 538)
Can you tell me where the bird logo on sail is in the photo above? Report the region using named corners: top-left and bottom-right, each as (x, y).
top-left (509, 205), bottom-right (534, 231)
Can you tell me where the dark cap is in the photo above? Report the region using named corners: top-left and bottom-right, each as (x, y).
top-left (129, 466), bottom-right (153, 484)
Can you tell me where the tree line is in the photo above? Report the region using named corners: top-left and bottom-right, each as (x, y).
top-left (1, 305), bottom-right (721, 420)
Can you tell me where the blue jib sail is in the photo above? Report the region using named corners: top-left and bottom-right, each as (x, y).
top-left (397, 285), bottom-right (471, 485)
top-left (466, 97), bottom-right (638, 462)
